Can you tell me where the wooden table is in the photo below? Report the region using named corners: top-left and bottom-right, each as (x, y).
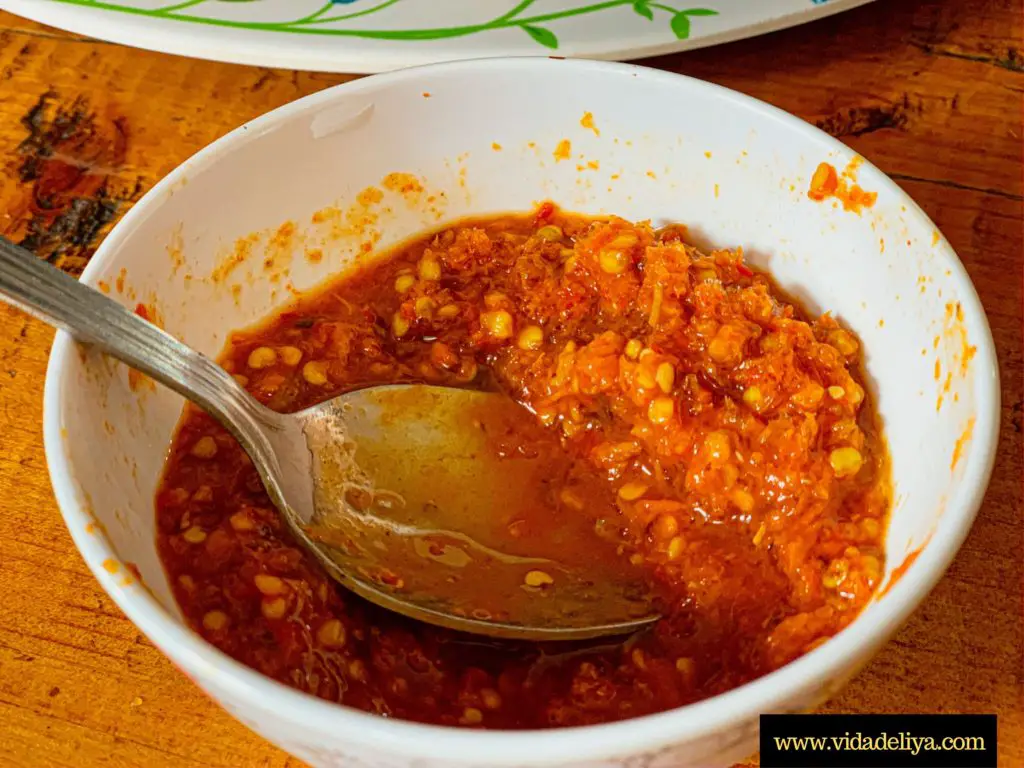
top-left (0, 1), bottom-right (1020, 766)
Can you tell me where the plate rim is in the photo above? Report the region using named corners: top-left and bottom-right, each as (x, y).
top-left (3, 0), bottom-right (876, 73)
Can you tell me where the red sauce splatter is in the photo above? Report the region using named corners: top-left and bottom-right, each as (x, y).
top-left (879, 545), bottom-right (924, 598)
top-left (950, 418), bottom-right (975, 471)
top-left (807, 159), bottom-right (877, 213)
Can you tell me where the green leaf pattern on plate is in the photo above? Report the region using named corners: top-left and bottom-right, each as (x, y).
top-left (45, 0), bottom-right (720, 46)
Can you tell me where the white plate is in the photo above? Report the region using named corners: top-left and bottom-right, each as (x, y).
top-left (5, 0), bottom-right (874, 73)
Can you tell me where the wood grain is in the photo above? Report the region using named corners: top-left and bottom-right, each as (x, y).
top-left (0, 1), bottom-right (1020, 766)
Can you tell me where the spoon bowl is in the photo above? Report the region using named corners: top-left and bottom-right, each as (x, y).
top-left (286, 384), bottom-right (659, 639)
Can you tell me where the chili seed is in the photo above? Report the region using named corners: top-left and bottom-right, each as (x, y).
top-left (414, 296), bottom-right (436, 319)
top-left (190, 436), bottom-right (218, 459)
top-left (202, 610), bottom-right (228, 631)
top-left (394, 274), bottom-right (416, 293)
top-left (536, 225), bottom-right (563, 241)
top-left (675, 657), bottom-right (696, 679)
top-left (618, 482), bottom-right (648, 501)
top-left (437, 303), bottom-right (460, 319)
top-left (261, 597), bottom-right (288, 620)
top-left (191, 485), bottom-right (213, 502)
top-left (828, 385), bottom-right (846, 399)
top-left (481, 310), bottom-right (514, 340)
top-left (649, 285), bottom-right (664, 326)
top-left (524, 570), bottom-right (554, 588)
top-left (829, 329), bottom-right (859, 356)
top-left (317, 619), bottom-right (347, 648)
top-left (861, 555), bottom-right (883, 583)
top-left (349, 660), bottom-right (368, 682)
top-left (706, 431), bottom-right (731, 461)
top-left (254, 573), bottom-right (286, 596)
top-left (624, 339), bottom-right (643, 360)
top-left (655, 362), bottom-right (675, 393)
top-left (822, 558), bottom-right (850, 589)
top-left (481, 292), bottom-right (506, 310)
top-left (302, 360), bottom-right (329, 386)
top-left (599, 248), bottom-right (630, 275)
top-left (229, 511), bottom-right (254, 531)
top-left (461, 707), bottom-right (483, 725)
top-left (696, 268), bottom-right (718, 282)
top-left (517, 325), bottom-right (544, 351)
top-left (278, 346), bottom-right (303, 367)
top-left (793, 381), bottom-right (824, 410)
top-left (667, 536), bottom-right (684, 560)
top-left (610, 232), bottom-right (639, 249)
top-left (418, 256), bottom-right (441, 281)
top-left (651, 513), bottom-right (679, 541)
top-left (731, 488), bottom-right (755, 513)
top-left (637, 366), bottom-right (657, 389)
top-left (247, 346), bottom-right (277, 369)
top-left (742, 386), bottom-right (763, 408)
top-left (182, 526), bottom-right (207, 544)
top-left (648, 397), bottom-right (674, 424)
top-left (708, 335), bottom-right (740, 365)
top-left (392, 313), bottom-right (410, 338)
top-left (752, 522), bottom-right (767, 546)
top-left (860, 517), bottom-right (881, 538)
top-left (480, 688), bottom-right (502, 710)
top-left (829, 447), bottom-right (863, 477)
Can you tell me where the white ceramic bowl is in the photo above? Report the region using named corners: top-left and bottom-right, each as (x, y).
top-left (43, 58), bottom-right (998, 768)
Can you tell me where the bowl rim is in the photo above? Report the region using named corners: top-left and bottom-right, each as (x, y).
top-left (42, 56), bottom-right (1001, 765)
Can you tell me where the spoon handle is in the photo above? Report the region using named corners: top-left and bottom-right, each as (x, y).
top-left (0, 236), bottom-right (277, 459)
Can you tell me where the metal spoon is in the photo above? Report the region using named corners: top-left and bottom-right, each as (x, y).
top-left (0, 236), bottom-right (659, 641)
